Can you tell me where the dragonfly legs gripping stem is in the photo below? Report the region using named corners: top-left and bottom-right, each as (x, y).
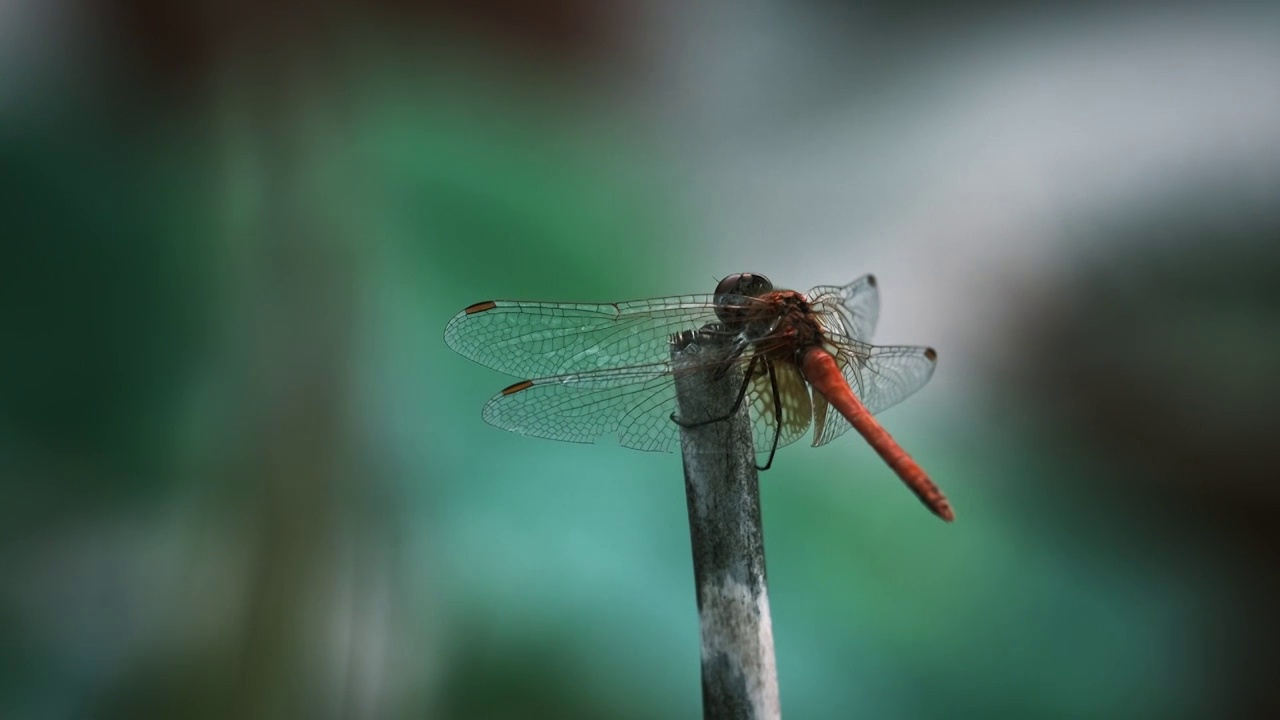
top-left (670, 355), bottom-right (757, 429)
top-left (669, 354), bottom-right (782, 473)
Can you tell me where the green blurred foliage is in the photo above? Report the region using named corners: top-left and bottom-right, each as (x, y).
top-left (1, 121), bottom-right (216, 514)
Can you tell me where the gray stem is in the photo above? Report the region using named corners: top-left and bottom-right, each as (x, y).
top-left (671, 330), bottom-right (782, 720)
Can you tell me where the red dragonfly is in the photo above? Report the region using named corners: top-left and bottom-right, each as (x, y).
top-left (445, 273), bottom-right (953, 521)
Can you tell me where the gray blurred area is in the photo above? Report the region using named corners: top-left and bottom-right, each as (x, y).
top-left (3, 1), bottom-right (1279, 718)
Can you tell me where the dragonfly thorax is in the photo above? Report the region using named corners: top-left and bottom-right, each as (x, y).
top-left (746, 290), bottom-right (827, 365)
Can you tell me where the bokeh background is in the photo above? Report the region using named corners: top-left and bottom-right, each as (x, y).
top-left (4, 1), bottom-right (1280, 718)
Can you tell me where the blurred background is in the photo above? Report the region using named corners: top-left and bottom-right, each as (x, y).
top-left (3, 0), bottom-right (1279, 718)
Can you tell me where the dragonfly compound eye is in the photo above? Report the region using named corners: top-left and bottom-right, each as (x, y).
top-left (714, 273), bottom-right (774, 324)
top-left (714, 273), bottom-right (773, 299)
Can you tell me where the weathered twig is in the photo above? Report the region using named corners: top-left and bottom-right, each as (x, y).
top-left (671, 329), bottom-right (781, 720)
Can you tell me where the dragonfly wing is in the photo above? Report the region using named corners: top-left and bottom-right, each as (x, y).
top-left (807, 274), bottom-right (880, 342)
top-left (481, 351), bottom-right (813, 456)
top-left (747, 359), bottom-right (814, 454)
top-left (811, 340), bottom-right (937, 447)
top-left (445, 294), bottom-right (722, 378)
top-left (482, 362), bottom-right (686, 452)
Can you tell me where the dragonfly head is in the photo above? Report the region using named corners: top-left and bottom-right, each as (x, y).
top-left (713, 273), bottom-right (774, 325)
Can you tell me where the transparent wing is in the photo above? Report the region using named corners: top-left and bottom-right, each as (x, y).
top-left (747, 358), bottom-right (814, 453)
top-left (811, 338), bottom-right (937, 447)
top-left (807, 274), bottom-right (880, 342)
top-left (481, 351), bottom-right (813, 456)
top-left (482, 362), bottom-right (685, 452)
top-left (445, 294), bottom-right (723, 379)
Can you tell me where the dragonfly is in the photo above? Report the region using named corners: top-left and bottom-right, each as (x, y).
top-left (444, 273), bottom-right (953, 521)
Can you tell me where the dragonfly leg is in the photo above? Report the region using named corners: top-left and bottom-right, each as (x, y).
top-left (671, 355), bottom-right (758, 428)
top-left (711, 338), bottom-right (749, 382)
top-left (755, 360), bottom-right (782, 471)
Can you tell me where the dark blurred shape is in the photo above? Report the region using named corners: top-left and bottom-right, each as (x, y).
top-left (0, 127), bottom-right (214, 516)
top-left (1012, 190), bottom-right (1280, 715)
top-left (110, 0), bottom-right (625, 102)
top-left (434, 630), bottom-right (655, 720)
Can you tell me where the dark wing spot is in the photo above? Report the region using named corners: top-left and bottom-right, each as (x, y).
top-left (925, 347), bottom-right (938, 362)
top-left (866, 274), bottom-right (877, 287)
top-left (463, 301), bottom-right (498, 314)
top-left (501, 380), bottom-right (535, 395)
